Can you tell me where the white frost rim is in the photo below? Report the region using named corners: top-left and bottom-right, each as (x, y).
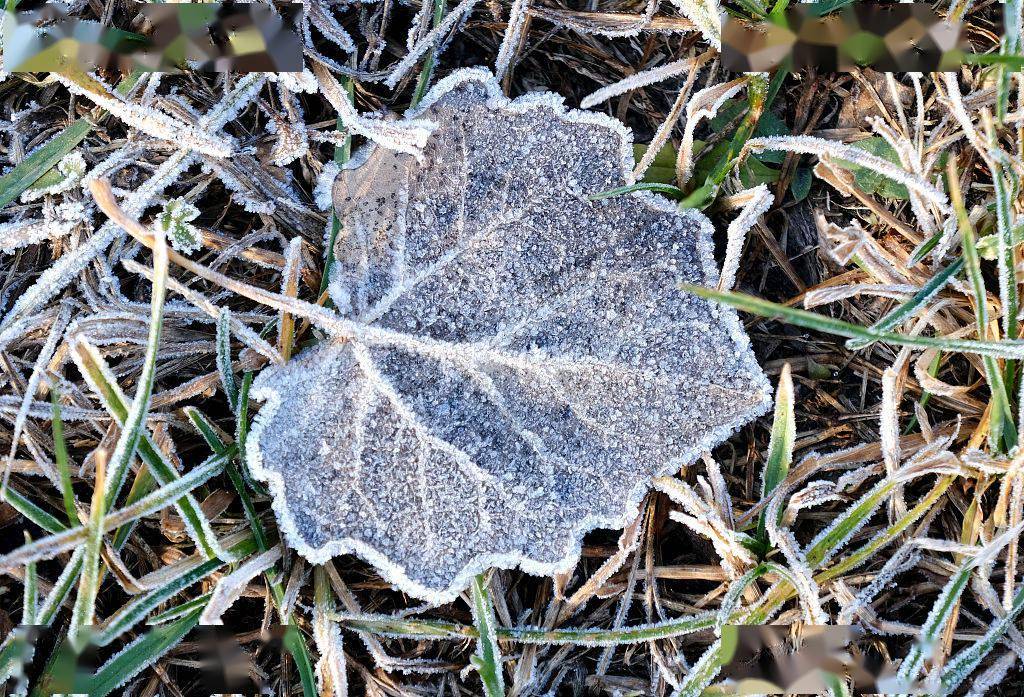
top-left (247, 67), bottom-right (773, 605)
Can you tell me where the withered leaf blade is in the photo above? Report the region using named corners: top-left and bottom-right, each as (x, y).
top-left (248, 68), bottom-right (770, 603)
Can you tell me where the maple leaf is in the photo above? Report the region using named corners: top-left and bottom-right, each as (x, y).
top-left (248, 68), bottom-right (770, 602)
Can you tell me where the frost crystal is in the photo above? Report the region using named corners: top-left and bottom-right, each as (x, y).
top-left (156, 198), bottom-right (202, 254)
top-left (20, 151), bottom-right (86, 202)
top-left (248, 69), bottom-right (771, 603)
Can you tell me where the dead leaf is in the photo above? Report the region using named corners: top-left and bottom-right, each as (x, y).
top-left (248, 69), bottom-right (770, 603)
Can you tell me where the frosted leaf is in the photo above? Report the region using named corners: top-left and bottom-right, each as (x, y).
top-left (248, 69), bottom-right (770, 603)
top-left (155, 198), bottom-right (202, 255)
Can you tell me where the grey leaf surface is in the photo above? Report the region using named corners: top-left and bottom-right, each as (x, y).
top-left (248, 68), bottom-right (771, 603)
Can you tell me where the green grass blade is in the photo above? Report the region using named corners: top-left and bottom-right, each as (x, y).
top-left (183, 406), bottom-right (229, 453)
top-left (51, 387), bottom-right (79, 526)
top-left (320, 79), bottom-right (354, 305)
top-left (991, 155), bottom-right (1020, 450)
top-left (756, 363), bottom-right (795, 548)
top-left (963, 52), bottom-right (1024, 69)
top-left (71, 339), bottom-right (226, 560)
top-left (0, 451), bottom-right (228, 573)
top-left (147, 593), bottom-right (213, 625)
top-left (0, 69), bottom-right (145, 211)
top-left (683, 284), bottom-right (1024, 359)
top-left (673, 637), bottom-right (726, 697)
top-left (184, 406), bottom-right (270, 553)
top-left (2, 484), bottom-right (67, 534)
top-left (897, 556), bottom-right (977, 689)
top-left (69, 453), bottom-right (106, 650)
top-left (235, 370), bottom-right (266, 494)
top-left (949, 158), bottom-right (1015, 451)
top-left (283, 626), bottom-right (318, 697)
top-left (994, 162), bottom-right (1018, 341)
top-left (997, 0), bottom-right (1022, 121)
top-left (183, 403), bottom-right (310, 694)
top-left (742, 477), bottom-right (954, 627)
top-left (96, 532), bottom-right (256, 646)
top-left (469, 574), bottom-right (505, 696)
top-left (681, 73), bottom-right (770, 210)
top-left (97, 559), bottom-right (224, 645)
top-left (109, 465), bottom-right (156, 552)
top-left (589, 182), bottom-right (685, 201)
top-left (940, 581), bottom-right (1024, 695)
top-left (731, 0), bottom-right (767, 20)
top-left (803, 478), bottom-right (897, 569)
top-left (0, 119), bottom-right (91, 210)
top-left (226, 459), bottom-right (270, 552)
top-left (22, 532), bottom-right (36, 624)
top-left (216, 308), bottom-right (238, 412)
top-left (909, 231), bottom-right (940, 266)
top-left (102, 214), bottom-right (169, 507)
top-left (37, 548), bottom-right (84, 625)
top-left (84, 608), bottom-right (202, 697)
top-left (410, 0), bottom-right (447, 108)
top-left (847, 257), bottom-right (965, 350)
top-left (818, 477), bottom-right (953, 584)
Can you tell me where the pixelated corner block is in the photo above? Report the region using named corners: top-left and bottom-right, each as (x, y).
top-left (722, 2), bottom-right (982, 73)
top-left (140, 2), bottom-right (303, 72)
top-left (3, 2), bottom-right (304, 74)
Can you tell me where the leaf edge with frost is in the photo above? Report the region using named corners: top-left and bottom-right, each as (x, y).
top-left (246, 67), bottom-right (772, 604)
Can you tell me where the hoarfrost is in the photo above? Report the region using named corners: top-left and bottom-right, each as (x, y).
top-left (0, 75), bottom-right (266, 333)
top-left (312, 61), bottom-right (436, 159)
top-left (0, 200), bottom-right (88, 254)
top-left (670, 0), bottom-right (722, 49)
top-left (580, 57), bottom-right (697, 110)
top-left (382, 0), bottom-right (480, 89)
top-left (155, 198), bottom-right (202, 255)
top-left (747, 134), bottom-right (951, 211)
top-left (494, 0), bottom-right (530, 82)
top-left (20, 151), bottom-right (86, 202)
top-left (314, 162), bottom-right (340, 211)
top-left (719, 184), bottom-right (772, 292)
top-left (272, 69), bottom-right (320, 94)
top-left (248, 69), bottom-right (771, 603)
top-left (56, 74), bottom-right (235, 158)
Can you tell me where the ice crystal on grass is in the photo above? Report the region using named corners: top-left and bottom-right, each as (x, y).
top-left (0, 200), bottom-right (87, 254)
top-left (248, 69), bottom-right (770, 603)
top-left (20, 151), bottom-right (85, 202)
top-left (155, 198), bottom-right (202, 255)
